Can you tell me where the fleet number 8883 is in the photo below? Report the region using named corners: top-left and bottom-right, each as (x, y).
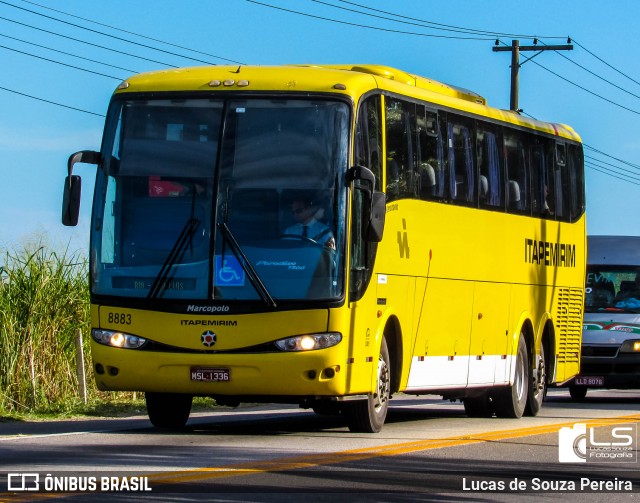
top-left (108, 312), bottom-right (132, 325)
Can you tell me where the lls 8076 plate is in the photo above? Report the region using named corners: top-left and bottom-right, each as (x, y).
top-left (574, 375), bottom-right (604, 386)
top-left (190, 367), bottom-right (230, 382)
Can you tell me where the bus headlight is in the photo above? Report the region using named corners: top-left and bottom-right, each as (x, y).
top-left (274, 332), bottom-right (342, 352)
top-left (92, 329), bottom-right (147, 349)
top-left (620, 340), bottom-right (640, 353)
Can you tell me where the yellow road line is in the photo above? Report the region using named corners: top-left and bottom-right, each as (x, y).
top-left (147, 414), bottom-right (640, 485)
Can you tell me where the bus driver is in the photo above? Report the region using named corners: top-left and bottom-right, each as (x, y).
top-left (285, 198), bottom-right (335, 249)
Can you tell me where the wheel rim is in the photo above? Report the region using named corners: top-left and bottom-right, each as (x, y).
top-left (515, 348), bottom-right (526, 401)
top-left (533, 347), bottom-right (546, 397)
top-left (373, 354), bottom-right (390, 414)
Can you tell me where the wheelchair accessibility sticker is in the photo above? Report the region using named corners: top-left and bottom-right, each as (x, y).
top-left (214, 256), bottom-right (245, 287)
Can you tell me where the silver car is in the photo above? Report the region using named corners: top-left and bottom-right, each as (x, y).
top-left (572, 235), bottom-right (640, 399)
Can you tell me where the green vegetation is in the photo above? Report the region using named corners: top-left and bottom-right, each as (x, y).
top-left (0, 244), bottom-right (136, 419)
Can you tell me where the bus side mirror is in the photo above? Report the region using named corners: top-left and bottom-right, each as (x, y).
top-left (367, 191), bottom-right (385, 242)
top-left (62, 150), bottom-right (100, 227)
top-left (62, 175), bottom-right (82, 226)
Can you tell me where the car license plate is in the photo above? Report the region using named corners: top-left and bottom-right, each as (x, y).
top-left (190, 367), bottom-right (230, 382)
top-left (574, 375), bottom-right (604, 386)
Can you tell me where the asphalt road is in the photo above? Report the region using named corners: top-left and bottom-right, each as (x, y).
top-left (0, 388), bottom-right (638, 502)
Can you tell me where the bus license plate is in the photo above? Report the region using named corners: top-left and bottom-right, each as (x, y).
top-left (191, 367), bottom-right (230, 382)
top-left (574, 375), bottom-right (604, 386)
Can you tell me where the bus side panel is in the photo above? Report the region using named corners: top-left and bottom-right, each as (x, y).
top-left (469, 282), bottom-right (512, 385)
top-left (404, 277), bottom-right (473, 391)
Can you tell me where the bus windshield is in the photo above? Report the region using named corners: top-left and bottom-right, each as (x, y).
top-left (585, 266), bottom-right (640, 313)
top-left (91, 97), bottom-right (349, 303)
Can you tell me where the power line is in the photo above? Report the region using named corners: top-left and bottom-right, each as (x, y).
top-left (326, 0), bottom-right (566, 39)
top-left (17, 0), bottom-right (244, 65)
top-left (0, 15), bottom-right (178, 67)
top-left (0, 0), bottom-right (219, 66)
top-left (0, 42), bottom-right (124, 80)
top-left (573, 38), bottom-right (640, 89)
top-left (585, 155), bottom-right (640, 178)
top-left (0, 85), bottom-right (104, 117)
top-left (585, 161), bottom-right (640, 186)
top-left (529, 58), bottom-right (640, 116)
top-left (244, 0), bottom-right (494, 40)
top-left (0, 31), bottom-right (138, 73)
top-left (538, 40), bottom-right (640, 102)
top-left (585, 144), bottom-right (640, 171)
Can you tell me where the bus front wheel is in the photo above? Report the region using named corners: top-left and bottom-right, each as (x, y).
top-left (145, 392), bottom-right (193, 429)
top-left (493, 336), bottom-right (528, 418)
top-left (346, 338), bottom-right (391, 433)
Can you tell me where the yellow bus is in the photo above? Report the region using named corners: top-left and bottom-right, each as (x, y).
top-left (62, 64), bottom-right (586, 432)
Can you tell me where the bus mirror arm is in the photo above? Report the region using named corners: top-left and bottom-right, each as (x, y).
top-left (348, 166), bottom-right (385, 242)
top-left (367, 191), bottom-right (385, 242)
top-left (62, 150), bottom-right (100, 227)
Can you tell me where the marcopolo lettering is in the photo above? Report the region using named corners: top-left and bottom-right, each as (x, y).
top-left (186, 305), bottom-right (230, 313)
top-left (524, 238), bottom-right (576, 267)
top-left (181, 320), bottom-right (238, 326)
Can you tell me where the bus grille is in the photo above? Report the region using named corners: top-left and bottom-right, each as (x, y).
top-left (556, 287), bottom-right (583, 364)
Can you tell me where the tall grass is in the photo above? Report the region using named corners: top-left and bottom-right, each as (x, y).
top-left (0, 245), bottom-right (92, 414)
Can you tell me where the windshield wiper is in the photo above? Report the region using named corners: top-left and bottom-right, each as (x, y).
top-left (217, 222), bottom-right (276, 308)
top-left (148, 218), bottom-right (199, 299)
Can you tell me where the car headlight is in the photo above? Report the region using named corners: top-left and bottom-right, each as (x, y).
top-left (620, 340), bottom-right (640, 353)
top-left (274, 332), bottom-right (342, 352)
top-left (92, 329), bottom-right (147, 349)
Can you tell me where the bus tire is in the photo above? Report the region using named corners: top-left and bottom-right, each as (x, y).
top-left (463, 392), bottom-right (494, 418)
top-left (525, 342), bottom-right (546, 416)
top-left (346, 338), bottom-right (390, 433)
top-left (493, 336), bottom-right (528, 418)
top-left (145, 392), bottom-right (193, 429)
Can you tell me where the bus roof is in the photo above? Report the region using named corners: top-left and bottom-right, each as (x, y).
top-left (588, 235), bottom-right (640, 266)
top-left (116, 63), bottom-right (581, 142)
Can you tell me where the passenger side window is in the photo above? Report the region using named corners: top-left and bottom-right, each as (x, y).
top-left (554, 142), bottom-right (567, 220)
top-left (530, 140), bottom-right (552, 218)
top-left (446, 115), bottom-right (475, 205)
top-left (567, 144), bottom-right (585, 221)
top-left (385, 97), bottom-right (418, 201)
top-left (417, 108), bottom-right (446, 200)
top-left (476, 126), bottom-right (503, 209)
top-left (504, 133), bottom-right (530, 213)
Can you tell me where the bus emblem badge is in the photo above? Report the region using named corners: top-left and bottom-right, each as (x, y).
top-left (201, 330), bottom-right (217, 347)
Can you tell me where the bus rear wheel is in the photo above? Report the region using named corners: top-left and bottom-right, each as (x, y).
top-left (525, 342), bottom-right (546, 416)
top-left (493, 336), bottom-right (528, 418)
top-left (145, 392), bottom-right (193, 429)
top-left (346, 338), bottom-right (390, 433)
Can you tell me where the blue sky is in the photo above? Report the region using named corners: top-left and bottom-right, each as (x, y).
top-left (1, 0), bottom-right (639, 253)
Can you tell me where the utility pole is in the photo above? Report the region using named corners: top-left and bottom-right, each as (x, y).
top-left (493, 39), bottom-right (573, 112)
